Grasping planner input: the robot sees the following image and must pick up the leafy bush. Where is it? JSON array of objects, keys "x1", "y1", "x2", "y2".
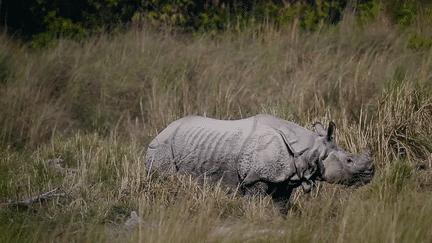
[
  {"x1": 408, "y1": 34, "x2": 432, "y2": 50},
  {"x1": 31, "y1": 10, "x2": 87, "y2": 48},
  {"x1": 145, "y1": 0, "x2": 192, "y2": 29},
  {"x1": 357, "y1": 0, "x2": 383, "y2": 25},
  {"x1": 300, "y1": 0, "x2": 342, "y2": 30},
  {"x1": 1, "y1": 0, "x2": 378, "y2": 46}
]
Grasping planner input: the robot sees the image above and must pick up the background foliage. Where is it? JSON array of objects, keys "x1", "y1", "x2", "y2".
[{"x1": 1, "y1": 0, "x2": 431, "y2": 47}]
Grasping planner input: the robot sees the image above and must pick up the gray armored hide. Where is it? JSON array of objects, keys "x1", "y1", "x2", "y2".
[{"x1": 146, "y1": 114, "x2": 375, "y2": 214}]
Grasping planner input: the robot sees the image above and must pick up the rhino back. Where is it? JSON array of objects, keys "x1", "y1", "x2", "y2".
[{"x1": 172, "y1": 116, "x2": 255, "y2": 185}]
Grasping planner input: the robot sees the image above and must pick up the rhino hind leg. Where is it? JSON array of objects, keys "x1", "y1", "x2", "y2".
[{"x1": 145, "y1": 142, "x2": 176, "y2": 178}]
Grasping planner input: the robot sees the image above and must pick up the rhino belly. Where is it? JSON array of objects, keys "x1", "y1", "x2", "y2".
[{"x1": 172, "y1": 118, "x2": 254, "y2": 186}]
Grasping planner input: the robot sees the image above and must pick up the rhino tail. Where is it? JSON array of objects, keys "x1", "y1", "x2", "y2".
[{"x1": 145, "y1": 119, "x2": 183, "y2": 177}]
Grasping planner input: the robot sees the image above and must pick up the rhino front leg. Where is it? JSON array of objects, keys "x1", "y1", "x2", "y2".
[
  {"x1": 241, "y1": 180, "x2": 294, "y2": 215},
  {"x1": 268, "y1": 182, "x2": 295, "y2": 215},
  {"x1": 242, "y1": 181, "x2": 269, "y2": 196}
]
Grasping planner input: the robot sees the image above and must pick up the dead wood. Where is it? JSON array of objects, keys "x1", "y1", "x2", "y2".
[{"x1": 1, "y1": 187, "x2": 66, "y2": 206}]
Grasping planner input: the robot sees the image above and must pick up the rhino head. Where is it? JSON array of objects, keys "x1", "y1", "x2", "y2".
[{"x1": 310, "y1": 122, "x2": 375, "y2": 187}]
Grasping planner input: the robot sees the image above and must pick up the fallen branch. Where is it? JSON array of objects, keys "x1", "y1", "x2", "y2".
[{"x1": 1, "y1": 187, "x2": 66, "y2": 206}]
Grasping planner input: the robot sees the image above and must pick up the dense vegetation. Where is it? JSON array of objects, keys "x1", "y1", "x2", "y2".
[
  {"x1": 1, "y1": 0, "x2": 432, "y2": 242},
  {"x1": 1, "y1": 0, "x2": 431, "y2": 47}
]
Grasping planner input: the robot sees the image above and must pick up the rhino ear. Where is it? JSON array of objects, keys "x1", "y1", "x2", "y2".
[
  {"x1": 327, "y1": 121, "x2": 336, "y2": 141},
  {"x1": 314, "y1": 123, "x2": 326, "y2": 136}
]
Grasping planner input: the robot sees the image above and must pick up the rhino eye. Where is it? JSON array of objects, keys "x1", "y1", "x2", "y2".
[{"x1": 347, "y1": 158, "x2": 353, "y2": 164}]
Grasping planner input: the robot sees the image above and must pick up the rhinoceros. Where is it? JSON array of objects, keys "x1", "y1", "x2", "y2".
[{"x1": 145, "y1": 114, "x2": 375, "y2": 214}]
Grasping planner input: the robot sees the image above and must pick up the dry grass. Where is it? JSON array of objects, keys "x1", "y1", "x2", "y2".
[{"x1": 1, "y1": 14, "x2": 432, "y2": 242}]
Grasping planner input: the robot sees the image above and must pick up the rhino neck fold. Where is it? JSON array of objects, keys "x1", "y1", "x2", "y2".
[
  {"x1": 291, "y1": 150, "x2": 322, "y2": 187},
  {"x1": 235, "y1": 115, "x2": 259, "y2": 164}
]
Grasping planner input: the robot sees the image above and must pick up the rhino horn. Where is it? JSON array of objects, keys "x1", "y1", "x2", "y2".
[
  {"x1": 366, "y1": 146, "x2": 372, "y2": 156},
  {"x1": 358, "y1": 146, "x2": 372, "y2": 165}
]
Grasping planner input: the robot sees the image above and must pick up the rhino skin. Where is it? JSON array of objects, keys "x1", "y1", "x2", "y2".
[{"x1": 145, "y1": 114, "x2": 375, "y2": 214}]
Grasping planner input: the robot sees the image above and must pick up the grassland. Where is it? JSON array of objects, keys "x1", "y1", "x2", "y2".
[{"x1": 1, "y1": 14, "x2": 432, "y2": 242}]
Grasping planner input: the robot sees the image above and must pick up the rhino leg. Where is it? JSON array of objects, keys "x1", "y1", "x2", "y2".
[
  {"x1": 241, "y1": 180, "x2": 295, "y2": 215},
  {"x1": 145, "y1": 118, "x2": 188, "y2": 178},
  {"x1": 268, "y1": 182, "x2": 295, "y2": 215},
  {"x1": 242, "y1": 181, "x2": 269, "y2": 196},
  {"x1": 146, "y1": 141, "x2": 176, "y2": 178}
]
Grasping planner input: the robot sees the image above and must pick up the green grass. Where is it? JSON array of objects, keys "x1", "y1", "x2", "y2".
[{"x1": 1, "y1": 15, "x2": 432, "y2": 242}]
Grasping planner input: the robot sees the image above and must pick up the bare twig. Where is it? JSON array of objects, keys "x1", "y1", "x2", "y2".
[{"x1": 1, "y1": 187, "x2": 66, "y2": 206}]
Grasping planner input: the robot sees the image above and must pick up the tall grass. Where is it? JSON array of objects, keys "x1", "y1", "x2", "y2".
[{"x1": 1, "y1": 15, "x2": 432, "y2": 242}]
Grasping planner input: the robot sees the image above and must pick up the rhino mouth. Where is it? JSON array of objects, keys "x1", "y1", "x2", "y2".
[
  {"x1": 350, "y1": 168, "x2": 376, "y2": 187},
  {"x1": 331, "y1": 164, "x2": 375, "y2": 187}
]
